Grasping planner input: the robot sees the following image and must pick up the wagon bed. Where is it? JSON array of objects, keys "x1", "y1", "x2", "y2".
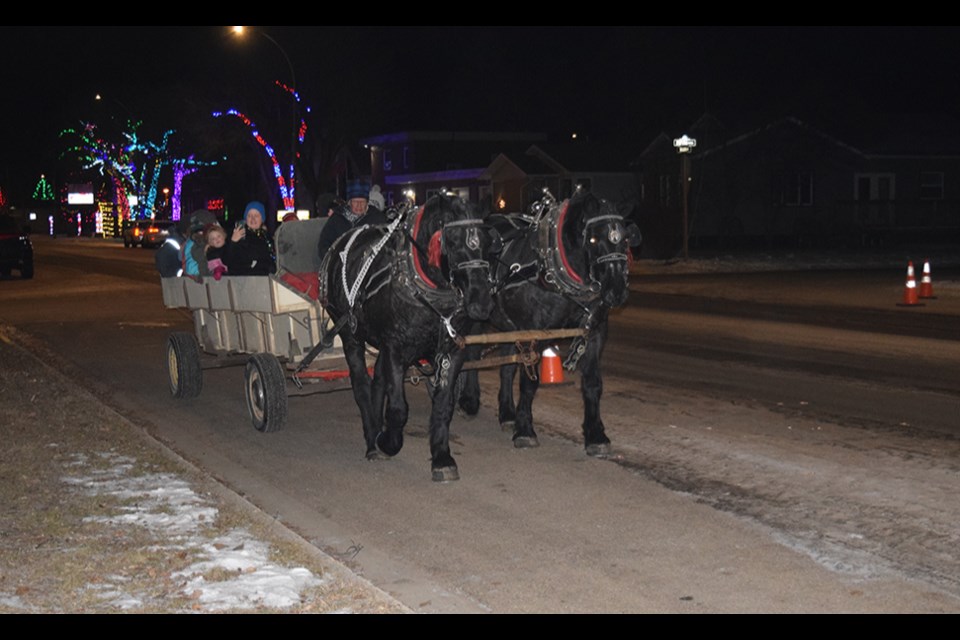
[{"x1": 160, "y1": 217, "x2": 367, "y2": 432}]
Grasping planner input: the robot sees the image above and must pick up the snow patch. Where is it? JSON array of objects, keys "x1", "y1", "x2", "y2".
[{"x1": 61, "y1": 451, "x2": 327, "y2": 612}]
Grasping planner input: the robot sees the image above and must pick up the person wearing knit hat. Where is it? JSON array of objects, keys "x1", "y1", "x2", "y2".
[
  {"x1": 317, "y1": 179, "x2": 388, "y2": 261},
  {"x1": 223, "y1": 200, "x2": 276, "y2": 275},
  {"x1": 368, "y1": 184, "x2": 386, "y2": 214}
]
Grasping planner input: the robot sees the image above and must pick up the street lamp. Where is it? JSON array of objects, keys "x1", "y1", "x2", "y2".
[
  {"x1": 673, "y1": 134, "x2": 697, "y2": 259},
  {"x1": 231, "y1": 26, "x2": 299, "y2": 216}
]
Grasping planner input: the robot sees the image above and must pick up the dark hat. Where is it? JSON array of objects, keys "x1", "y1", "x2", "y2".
[
  {"x1": 346, "y1": 179, "x2": 370, "y2": 201},
  {"x1": 281, "y1": 212, "x2": 299, "y2": 223},
  {"x1": 188, "y1": 209, "x2": 217, "y2": 233}
]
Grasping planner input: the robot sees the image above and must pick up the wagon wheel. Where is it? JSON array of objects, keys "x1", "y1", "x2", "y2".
[
  {"x1": 244, "y1": 353, "x2": 288, "y2": 433},
  {"x1": 167, "y1": 332, "x2": 203, "y2": 399}
]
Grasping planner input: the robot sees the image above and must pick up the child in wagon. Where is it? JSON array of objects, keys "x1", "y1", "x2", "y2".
[{"x1": 204, "y1": 223, "x2": 229, "y2": 280}]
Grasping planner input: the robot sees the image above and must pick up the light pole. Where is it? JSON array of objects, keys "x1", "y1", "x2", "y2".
[
  {"x1": 231, "y1": 26, "x2": 298, "y2": 217},
  {"x1": 673, "y1": 134, "x2": 697, "y2": 259}
]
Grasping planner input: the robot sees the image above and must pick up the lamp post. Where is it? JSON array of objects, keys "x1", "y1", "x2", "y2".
[
  {"x1": 672, "y1": 134, "x2": 697, "y2": 259},
  {"x1": 231, "y1": 26, "x2": 298, "y2": 217}
]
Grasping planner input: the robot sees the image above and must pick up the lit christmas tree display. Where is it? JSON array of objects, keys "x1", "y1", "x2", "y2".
[{"x1": 32, "y1": 174, "x2": 55, "y2": 201}]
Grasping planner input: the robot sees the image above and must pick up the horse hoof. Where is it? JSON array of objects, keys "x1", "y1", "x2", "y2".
[
  {"x1": 500, "y1": 420, "x2": 515, "y2": 433},
  {"x1": 375, "y1": 432, "x2": 403, "y2": 457},
  {"x1": 366, "y1": 449, "x2": 391, "y2": 461},
  {"x1": 585, "y1": 442, "x2": 611, "y2": 458},
  {"x1": 432, "y1": 466, "x2": 460, "y2": 482},
  {"x1": 513, "y1": 436, "x2": 540, "y2": 449}
]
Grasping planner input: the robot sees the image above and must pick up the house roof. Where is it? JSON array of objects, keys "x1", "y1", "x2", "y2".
[
  {"x1": 854, "y1": 113, "x2": 960, "y2": 157},
  {"x1": 635, "y1": 116, "x2": 864, "y2": 164},
  {"x1": 527, "y1": 142, "x2": 634, "y2": 173},
  {"x1": 636, "y1": 112, "x2": 960, "y2": 165},
  {"x1": 479, "y1": 152, "x2": 553, "y2": 181},
  {"x1": 359, "y1": 131, "x2": 548, "y2": 146}
]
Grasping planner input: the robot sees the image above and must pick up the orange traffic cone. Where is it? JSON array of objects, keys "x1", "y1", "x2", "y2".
[
  {"x1": 919, "y1": 259, "x2": 936, "y2": 299},
  {"x1": 539, "y1": 347, "x2": 565, "y2": 384},
  {"x1": 897, "y1": 261, "x2": 925, "y2": 307}
]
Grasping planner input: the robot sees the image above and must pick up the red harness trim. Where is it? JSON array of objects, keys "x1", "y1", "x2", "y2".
[
  {"x1": 411, "y1": 206, "x2": 438, "y2": 289},
  {"x1": 556, "y1": 200, "x2": 583, "y2": 285}
]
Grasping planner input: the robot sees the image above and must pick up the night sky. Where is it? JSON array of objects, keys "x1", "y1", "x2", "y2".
[{"x1": 2, "y1": 25, "x2": 958, "y2": 204}]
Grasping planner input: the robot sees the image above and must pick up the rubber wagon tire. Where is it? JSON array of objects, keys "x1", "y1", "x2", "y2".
[
  {"x1": 167, "y1": 332, "x2": 203, "y2": 399},
  {"x1": 244, "y1": 353, "x2": 288, "y2": 433}
]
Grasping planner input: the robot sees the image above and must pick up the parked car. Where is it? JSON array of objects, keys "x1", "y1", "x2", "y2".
[
  {"x1": 141, "y1": 220, "x2": 177, "y2": 248},
  {"x1": 0, "y1": 214, "x2": 34, "y2": 279},
  {"x1": 121, "y1": 219, "x2": 149, "y2": 248}
]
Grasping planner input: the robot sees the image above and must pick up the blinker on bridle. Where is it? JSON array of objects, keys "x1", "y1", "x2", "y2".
[{"x1": 441, "y1": 218, "x2": 491, "y2": 278}]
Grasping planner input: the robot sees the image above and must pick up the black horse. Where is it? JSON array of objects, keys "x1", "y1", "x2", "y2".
[
  {"x1": 319, "y1": 193, "x2": 499, "y2": 481},
  {"x1": 459, "y1": 188, "x2": 640, "y2": 455}
]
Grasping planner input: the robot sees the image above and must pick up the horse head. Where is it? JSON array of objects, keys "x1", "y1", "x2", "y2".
[
  {"x1": 415, "y1": 193, "x2": 498, "y2": 321},
  {"x1": 561, "y1": 190, "x2": 641, "y2": 308}
]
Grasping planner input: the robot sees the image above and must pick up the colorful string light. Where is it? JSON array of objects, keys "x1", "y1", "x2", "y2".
[{"x1": 213, "y1": 108, "x2": 295, "y2": 209}]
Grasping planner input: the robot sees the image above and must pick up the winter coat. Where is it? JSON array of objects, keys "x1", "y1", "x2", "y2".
[
  {"x1": 183, "y1": 237, "x2": 211, "y2": 277},
  {"x1": 317, "y1": 205, "x2": 389, "y2": 262},
  {"x1": 223, "y1": 226, "x2": 276, "y2": 275}
]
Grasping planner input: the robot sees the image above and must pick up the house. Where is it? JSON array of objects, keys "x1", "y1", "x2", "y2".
[
  {"x1": 358, "y1": 131, "x2": 639, "y2": 215},
  {"x1": 634, "y1": 113, "x2": 960, "y2": 256},
  {"x1": 359, "y1": 131, "x2": 547, "y2": 208},
  {"x1": 482, "y1": 142, "x2": 639, "y2": 214}
]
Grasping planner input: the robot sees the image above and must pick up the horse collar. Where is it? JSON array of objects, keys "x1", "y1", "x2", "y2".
[
  {"x1": 409, "y1": 205, "x2": 438, "y2": 289},
  {"x1": 537, "y1": 200, "x2": 599, "y2": 303},
  {"x1": 398, "y1": 205, "x2": 459, "y2": 309}
]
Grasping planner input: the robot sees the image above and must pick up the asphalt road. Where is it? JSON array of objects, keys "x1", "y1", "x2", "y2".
[{"x1": 3, "y1": 236, "x2": 959, "y2": 613}]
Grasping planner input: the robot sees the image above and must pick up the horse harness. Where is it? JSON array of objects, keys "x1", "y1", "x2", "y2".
[
  {"x1": 317, "y1": 201, "x2": 491, "y2": 345},
  {"x1": 491, "y1": 194, "x2": 630, "y2": 371}
]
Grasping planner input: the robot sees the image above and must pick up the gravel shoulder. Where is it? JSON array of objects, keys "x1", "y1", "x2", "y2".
[{"x1": 0, "y1": 324, "x2": 409, "y2": 614}]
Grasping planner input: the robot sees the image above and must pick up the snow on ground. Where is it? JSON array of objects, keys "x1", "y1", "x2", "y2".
[
  {"x1": 633, "y1": 247, "x2": 960, "y2": 275},
  {"x1": 62, "y1": 451, "x2": 329, "y2": 612}
]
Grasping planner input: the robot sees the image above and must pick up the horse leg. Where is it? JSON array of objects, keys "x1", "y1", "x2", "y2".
[
  {"x1": 456, "y1": 343, "x2": 481, "y2": 417},
  {"x1": 428, "y1": 348, "x2": 465, "y2": 482},
  {"x1": 497, "y1": 346, "x2": 518, "y2": 432},
  {"x1": 342, "y1": 338, "x2": 383, "y2": 460},
  {"x1": 375, "y1": 347, "x2": 408, "y2": 458},
  {"x1": 512, "y1": 361, "x2": 540, "y2": 448},
  {"x1": 580, "y1": 325, "x2": 611, "y2": 457}
]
